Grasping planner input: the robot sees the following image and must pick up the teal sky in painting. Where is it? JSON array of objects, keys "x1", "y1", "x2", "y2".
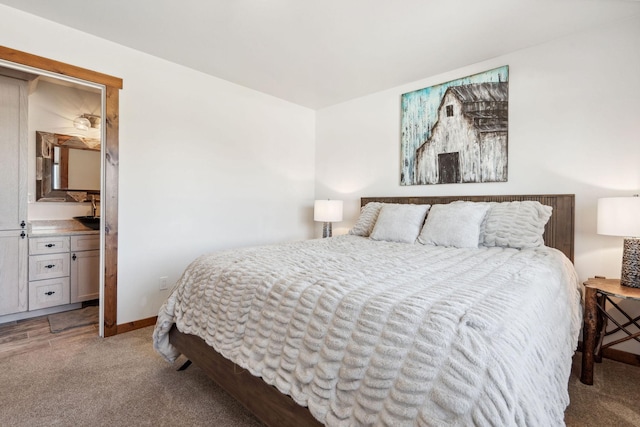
[{"x1": 400, "y1": 65, "x2": 509, "y2": 185}]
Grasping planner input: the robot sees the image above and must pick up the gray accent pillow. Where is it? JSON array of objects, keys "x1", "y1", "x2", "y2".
[
  {"x1": 481, "y1": 201, "x2": 552, "y2": 249},
  {"x1": 348, "y1": 202, "x2": 385, "y2": 237},
  {"x1": 369, "y1": 204, "x2": 431, "y2": 243},
  {"x1": 418, "y1": 201, "x2": 490, "y2": 248}
]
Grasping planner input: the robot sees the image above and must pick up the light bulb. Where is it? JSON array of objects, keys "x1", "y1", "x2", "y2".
[{"x1": 73, "y1": 116, "x2": 91, "y2": 131}]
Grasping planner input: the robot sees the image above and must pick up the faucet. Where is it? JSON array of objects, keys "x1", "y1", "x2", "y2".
[{"x1": 91, "y1": 195, "x2": 98, "y2": 217}]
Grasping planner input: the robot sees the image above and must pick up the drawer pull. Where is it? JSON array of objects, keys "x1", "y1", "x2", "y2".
[
  {"x1": 45, "y1": 243, "x2": 56, "y2": 248},
  {"x1": 44, "y1": 264, "x2": 55, "y2": 269},
  {"x1": 72, "y1": 254, "x2": 77, "y2": 261},
  {"x1": 44, "y1": 291, "x2": 55, "y2": 296}
]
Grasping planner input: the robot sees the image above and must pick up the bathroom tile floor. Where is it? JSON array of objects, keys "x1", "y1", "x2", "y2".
[{"x1": 0, "y1": 314, "x2": 99, "y2": 361}]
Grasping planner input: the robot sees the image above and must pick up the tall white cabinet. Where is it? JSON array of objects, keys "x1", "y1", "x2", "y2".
[{"x1": 0, "y1": 74, "x2": 28, "y2": 316}]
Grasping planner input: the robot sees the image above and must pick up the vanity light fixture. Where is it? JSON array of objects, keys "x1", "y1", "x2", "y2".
[
  {"x1": 73, "y1": 115, "x2": 91, "y2": 131},
  {"x1": 73, "y1": 114, "x2": 101, "y2": 131},
  {"x1": 314, "y1": 199, "x2": 343, "y2": 238}
]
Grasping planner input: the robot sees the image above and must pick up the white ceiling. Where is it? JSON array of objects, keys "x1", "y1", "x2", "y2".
[{"x1": 1, "y1": 0, "x2": 639, "y2": 109}]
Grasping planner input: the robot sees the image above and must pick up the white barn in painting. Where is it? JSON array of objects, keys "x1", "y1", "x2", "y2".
[{"x1": 414, "y1": 82, "x2": 508, "y2": 184}]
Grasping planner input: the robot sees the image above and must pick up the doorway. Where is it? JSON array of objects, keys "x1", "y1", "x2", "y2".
[{"x1": 0, "y1": 46, "x2": 121, "y2": 337}]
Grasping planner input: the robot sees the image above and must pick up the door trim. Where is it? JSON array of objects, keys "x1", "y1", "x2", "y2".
[{"x1": 0, "y1": 45, "x2": 122, "y2": 337}]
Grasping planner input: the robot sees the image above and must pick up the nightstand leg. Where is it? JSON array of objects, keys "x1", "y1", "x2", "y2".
[
  {"x1": 594, "y1": 292, "x2": 606, "y2": 363},
  {"x1": 581, "y1": 286, "x2": 597, "y2": 385}
]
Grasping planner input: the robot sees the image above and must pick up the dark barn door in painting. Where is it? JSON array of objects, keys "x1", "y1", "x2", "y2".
[{"x1": 438, "y1": 152, "x2": 460, "y2": 184}]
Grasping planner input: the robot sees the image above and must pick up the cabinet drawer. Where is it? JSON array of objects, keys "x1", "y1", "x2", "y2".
[
  {"x1": 29, "y1": 236, "x2": 70, "y2": 255},
  {"x1": 29, "y1": 253, "x2": 70, "y2": 281},
  {"x1": 29, "y1": 277, "x2": 70, "y2": 310},
  {"x1": 71, "y1": 234, "x2": 100, "y2": 251}
]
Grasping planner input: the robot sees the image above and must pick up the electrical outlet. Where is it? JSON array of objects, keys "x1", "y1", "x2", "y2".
[{"x1": 159, "y1": 276, "x2": 169, "y2": 290}]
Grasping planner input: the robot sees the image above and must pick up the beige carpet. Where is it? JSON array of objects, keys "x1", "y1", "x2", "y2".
[
  {"x1": 565, "y1": 354, "x2": 640, "y2": 427},
  {"x1": 0, "y1": 326, "x2": 261, "y2": 427},
  {"x1": 1, "y1": 325, "x2": 639, "y2": 426}
]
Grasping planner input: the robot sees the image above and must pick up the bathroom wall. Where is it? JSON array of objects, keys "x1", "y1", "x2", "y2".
[{"x1": 28, "y1": 79, "x2": 102, "y2": 220}]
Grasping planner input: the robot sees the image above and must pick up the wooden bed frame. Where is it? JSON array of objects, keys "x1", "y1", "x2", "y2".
[{"x1": 168, "y1": 194, "x2": 575, "y2": 426}]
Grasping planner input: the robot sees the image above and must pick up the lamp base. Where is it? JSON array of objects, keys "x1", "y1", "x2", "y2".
[
  {"x1": 621, "y1": 237, "x2": 640, "y2": 288},
  {"x1": 322, "y1": 222, "x2": 332, "y2": 238}
]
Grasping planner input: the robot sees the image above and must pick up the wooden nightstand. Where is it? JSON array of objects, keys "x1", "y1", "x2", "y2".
[{"x1": 580, "y1": 277, "x2": 640, "y2": 385}]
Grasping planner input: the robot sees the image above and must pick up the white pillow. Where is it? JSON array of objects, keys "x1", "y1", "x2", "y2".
[
  {"x1": 348, "y1": 202, "x2": 385, "y2": 237},
  {"x1": 481, "y1": 201, "x2": 552, "y2": 249},
  {"x1": 418, "y1": 201, "x2": 490, "y2": 248},
  {"x1": 369, "y1": 204, "x2": 430, "y2": 243}
]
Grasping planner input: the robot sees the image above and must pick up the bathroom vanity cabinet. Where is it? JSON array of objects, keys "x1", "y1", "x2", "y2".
[
  {"x1": 70, "y1": 235, "x2": 100, "y2": 303},
  {"x1": 28, "y1": 236, "x2": 71, "y2": 310},
  {"x1": 28, "y1": 226, "x2": 99, "y2": 311}
]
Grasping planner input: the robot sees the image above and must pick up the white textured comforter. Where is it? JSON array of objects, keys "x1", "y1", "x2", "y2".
[{"x1": 153, "y1": 235, "x2": 582, "y2": 426}]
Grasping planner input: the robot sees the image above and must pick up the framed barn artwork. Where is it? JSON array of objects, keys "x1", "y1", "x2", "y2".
[{"x1": 400, "y1": 66, "x2": 509, "y2": 185}]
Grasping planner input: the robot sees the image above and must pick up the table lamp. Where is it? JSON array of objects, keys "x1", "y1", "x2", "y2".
[
  {"x1": 597, "y1": 195, "x2": 640, "y2": 287},
  {"x1": 314, "y1": 199, "x2": 343, "y2": 238}
]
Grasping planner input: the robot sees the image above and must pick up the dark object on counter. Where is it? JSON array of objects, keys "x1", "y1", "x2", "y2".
[{"x1": 73, "y1": 216, "x2": 100, "y2": 230}]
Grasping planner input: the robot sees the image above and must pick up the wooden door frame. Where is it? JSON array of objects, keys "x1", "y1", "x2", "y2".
[{"x1": 0, "y1": 46, "x2": 122, "y2": 337}]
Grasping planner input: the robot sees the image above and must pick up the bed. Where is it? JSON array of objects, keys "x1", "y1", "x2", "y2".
[{"x1": 153, "y1": 194, "x2": 581, "y2": 426}]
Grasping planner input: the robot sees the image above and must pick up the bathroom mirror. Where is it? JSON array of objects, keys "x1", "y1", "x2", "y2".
[{"x1": 35, "y1": 131, "x2": 101, "y2": 202}]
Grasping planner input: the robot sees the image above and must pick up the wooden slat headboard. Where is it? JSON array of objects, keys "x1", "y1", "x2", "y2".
[{"x1": 361, "y1": 194, "x2": 575, "y2": 262}]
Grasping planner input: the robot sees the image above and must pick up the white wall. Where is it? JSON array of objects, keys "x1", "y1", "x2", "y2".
[
  {"x1": 316, "y1": 15, "x2": 640, "y2": 352},
  {"x1": 0, "y1": 5, "x2": 316, "y2": 324},
  {"x1": 316, "y1": 15, "x2": 640, "y2": 280}
]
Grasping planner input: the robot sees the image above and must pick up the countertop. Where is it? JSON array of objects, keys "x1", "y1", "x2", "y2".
[{"x1": 29, "y1": 219, "x2": 99, "y2": 236}]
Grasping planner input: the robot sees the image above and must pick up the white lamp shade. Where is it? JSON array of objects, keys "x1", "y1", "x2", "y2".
[
  {"x1": 597, "y1": 196, "x2": 640, "y2": 237},
  {"x1": 314, "y1": 200, "x2": 343, "y2": 222}
]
